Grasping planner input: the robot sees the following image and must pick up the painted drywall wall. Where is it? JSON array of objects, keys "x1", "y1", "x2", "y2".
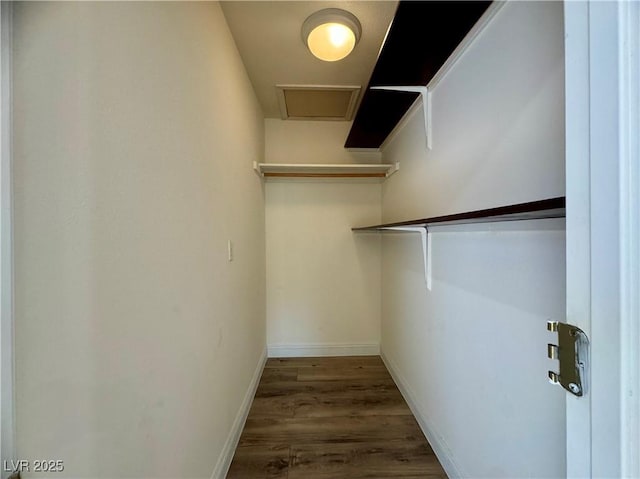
[
  {"x1": 266, "y1": 181, "x2": 381, "y2": 356},
  {"x1": 265, "y1": 120, "x2": 381, "y2": 356},
  {"x1": 265, "y1": 119, "x2": 380, "y2": 165},
  {"x1": 12, "y1": 3, "x2": 265, "y2": 478},
  {"x1": 382, "y1": 3, "x2": 565, "y2": 221},
  {"x1": 380, "y1": 2, "x2": 566, "y2": 478}
]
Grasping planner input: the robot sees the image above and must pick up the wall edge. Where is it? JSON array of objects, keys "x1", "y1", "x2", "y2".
[
  {"x1": 380, "y1": 349, "x2": 465, "y2": 479},
  {"x1": 210, "y1": 346, "x2": 267, "y2": 479}
]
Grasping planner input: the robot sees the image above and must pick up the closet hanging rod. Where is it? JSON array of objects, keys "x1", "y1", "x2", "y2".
[{"x1": 263, "y1": 172, "x2": 386, "y2": 178}]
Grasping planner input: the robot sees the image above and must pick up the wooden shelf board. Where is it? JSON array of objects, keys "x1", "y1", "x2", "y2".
[
  {"x1": 352, "y1": 197, "x2": 566, "y2": 231},
  {"x1": 345, "y1": 1, "x2": 493, "y2": 148}
]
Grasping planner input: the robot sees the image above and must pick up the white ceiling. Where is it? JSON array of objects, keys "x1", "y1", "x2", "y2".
[{"x1": 220, "y1": 1, "x2": 398, "y2": 119}]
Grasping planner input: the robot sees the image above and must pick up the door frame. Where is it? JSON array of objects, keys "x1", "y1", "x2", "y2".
[
  {"x1": 0, "y1": 2, "x2": 14, "y2": 478},
  {"x1": 565, "y1": 1, "x2": 639, "y2": 477},
  {"x1": 618, "y1": 2, "x2": 640, "y2": 476}
]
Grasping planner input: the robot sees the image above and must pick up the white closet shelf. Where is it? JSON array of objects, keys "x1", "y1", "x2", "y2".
[{"x1": 253, "y1": 162, "x2": 399, "y2": 179}]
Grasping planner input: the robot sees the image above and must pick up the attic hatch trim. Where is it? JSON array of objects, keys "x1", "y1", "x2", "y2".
[{"x1": 275, "y1": 84, "x2": 361, "y2": 121}]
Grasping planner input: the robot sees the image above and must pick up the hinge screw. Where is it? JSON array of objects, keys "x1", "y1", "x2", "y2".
[{"x1": 568, "y1": 383, "x2": 581, "y2": 394}]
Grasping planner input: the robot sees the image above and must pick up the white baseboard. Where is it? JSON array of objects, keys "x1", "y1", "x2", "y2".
[
  {"x1": 210, "y1": 346, "x2": 267, "y2": 479},
  {"x1": 380, "y1": 350, "x2": 464, "y2": 479},
  {"x1": 268, "y1": 342, "x2": 380, "y2": 358}
]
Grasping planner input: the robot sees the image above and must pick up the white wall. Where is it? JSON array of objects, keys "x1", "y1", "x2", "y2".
[
  {"x1": 380, "y1": 2, "x2": 566, "y2": 478},
  {"x1": 265, "y1": 119, "x2": 380, "y2": 164},
  {"x1": 265, "y1": 120, "x2": 381, "y2": 356},
  {"x1": 12, "y1": 3, "x2": 265, "y2": 478},
  {"x1": 382, "y1": 3, "x2": 565, "y2": 221}
]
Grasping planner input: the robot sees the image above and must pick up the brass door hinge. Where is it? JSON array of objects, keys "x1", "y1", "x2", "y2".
[{"x1": 547, "y1": 321, "x2": 589, "y2": 397}]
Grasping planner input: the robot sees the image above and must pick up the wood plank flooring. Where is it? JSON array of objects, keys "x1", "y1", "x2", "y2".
[{"x1": 227, "y1": 356, "x2": 447, "y2": 478}]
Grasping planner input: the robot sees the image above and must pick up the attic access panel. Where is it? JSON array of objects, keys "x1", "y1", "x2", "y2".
[
  {"x1": 345, "y1": 1, "x2": 492, "y2": 149},
  {"x1": 276, "y1": 85, "x2": 361, "y2": 121}
]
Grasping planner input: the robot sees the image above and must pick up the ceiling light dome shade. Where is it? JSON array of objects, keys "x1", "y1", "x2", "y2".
[{"x1": 302, "y1": 8, "x2": 362, "y2": 62}]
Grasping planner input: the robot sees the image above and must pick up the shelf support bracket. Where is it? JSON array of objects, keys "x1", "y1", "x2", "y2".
[
  {"x1": 370, "y1": 86, "x2": 432, "y2": 150},
  {"x1": 253, "y1": 161, "x2": 264, "y2": 177},
  {"x1": 383, "y1": 226, "x2": 431, "y2": 290}
]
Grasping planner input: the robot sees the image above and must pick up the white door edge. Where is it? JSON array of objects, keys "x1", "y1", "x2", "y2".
[
  {"x1": 619, "y1": 1, "x2": 640, "y2": 477},
  {"x1": 564, "y1": 2, "x2": 592, "y2": 475},
  {"x1": 565, "y1": 1, "x2": 639, "y2": 477},
  {"x1": 0, "y1": 2, "x2": 15, "y2": 478}
]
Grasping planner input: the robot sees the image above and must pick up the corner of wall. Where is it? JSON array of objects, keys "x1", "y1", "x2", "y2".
[
  {"x1": 210, "y1": 346, "x2": 267, "y2": 479},
  {"x1": 379, "y1": 350, "x2": 465, "y2": 479}
]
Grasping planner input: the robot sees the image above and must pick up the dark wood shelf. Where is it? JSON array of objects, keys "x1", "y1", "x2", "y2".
[
  {"x1": 352, "y1": 197, "x2": 566, "y2": 231},
  {"x1": 345, "y1": 1, "x2": 492, "y2": 149}
]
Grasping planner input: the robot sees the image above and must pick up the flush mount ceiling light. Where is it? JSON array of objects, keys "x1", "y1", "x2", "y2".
[{"x1": 302, "y1": 8, "x2": 362, "y2": 62}]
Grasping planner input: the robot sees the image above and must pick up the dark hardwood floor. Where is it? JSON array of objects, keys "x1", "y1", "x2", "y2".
[{"x1": 227, "y1": 356, "x2": 448, "y2": 478}]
